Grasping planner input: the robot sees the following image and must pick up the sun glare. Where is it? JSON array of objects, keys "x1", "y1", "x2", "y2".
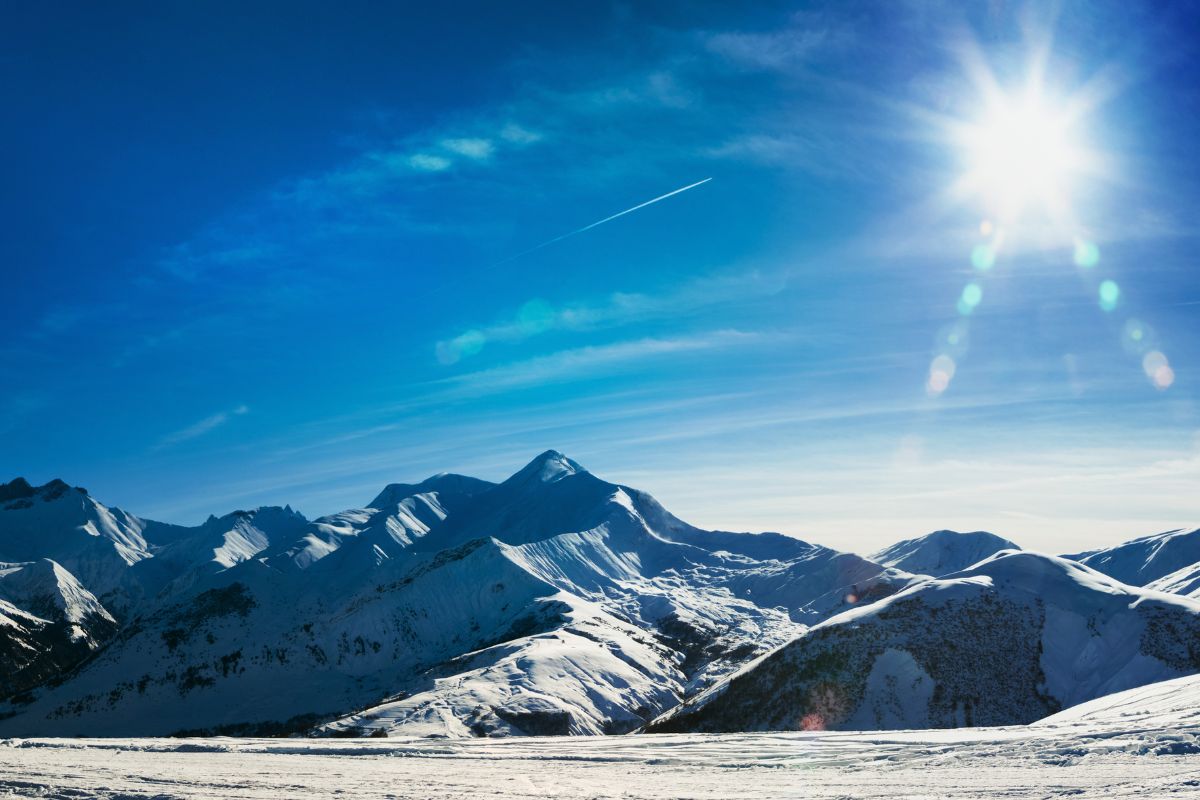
[{"x1": 959, "y1": 92, "x2": 1083, "y2": 222}]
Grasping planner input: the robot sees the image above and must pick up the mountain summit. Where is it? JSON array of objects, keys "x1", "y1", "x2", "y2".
[{"x1": 872, "y1": 530, "x2": 1020, "y2": 577}]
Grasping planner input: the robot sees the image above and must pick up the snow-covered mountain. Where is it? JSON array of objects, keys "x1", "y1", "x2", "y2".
[
  {"x1": 1065, "y1": 527, "x2": 1200, "y2": 588},
  {"x1": 0, "y1": 478, "x2": 157, "y2": 610},
  {"x1": 0, "y1": 453, "x2": 911, "y2": 737},
  {"x1": 1147, "y1": 563, "x2": 1200, "y2": 598},
  {"x1": 0, "y1": 559, "x2": 118, "y2": 699},
  {"x1": 646, "y1": 551, "x2": 1200, "y2": 733},
  {"x1": 0, "y1": 559, "x2": 116, "y2": 647},
  {"x1": 3, "y1": 461, "x2": 1197, "y2": 739},
  {"x1": 871, "y1": 530, "x2": 1020, "y2": 577}
]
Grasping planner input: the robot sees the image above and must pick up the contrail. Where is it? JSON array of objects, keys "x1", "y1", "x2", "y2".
[{"x1": 495, "y1": 177, "x2": 713, "y2": 265}]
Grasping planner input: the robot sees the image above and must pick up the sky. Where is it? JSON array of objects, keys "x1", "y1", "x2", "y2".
[{"x1": 2, "y1": 1, "x2": 1198, "y2": 555}]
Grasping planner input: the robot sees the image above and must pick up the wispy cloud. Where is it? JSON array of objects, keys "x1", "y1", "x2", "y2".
[
  {"x1": 154, "y1": 404, "x2": 249, "y2": 450},
  {"x1": 407, "y1": 153, "x2": 453, "y2": 172},
  {"x1": 436, "y1": 268, "x2": 786, "y2": 363},
  {"x1": 438, "y1": 330, "x2": 768, "y2": 396},
  {"x1": 440, "y1": 137, "x2": 494, "y2": 160},
  {"x1": 703, "y1": 17, "x2": 835, "y2": 72}
]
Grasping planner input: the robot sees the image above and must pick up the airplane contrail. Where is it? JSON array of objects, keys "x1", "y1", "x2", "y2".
[{"x1": 495, "y1": 177, "x2": 713, "y2": 265}]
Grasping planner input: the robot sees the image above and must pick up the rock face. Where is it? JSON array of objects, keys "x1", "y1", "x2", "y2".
[{"x1": 646, "y1": 552, "x2": 1200, "y2": 733}]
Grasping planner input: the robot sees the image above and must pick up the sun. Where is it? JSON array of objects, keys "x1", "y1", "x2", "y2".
[{"x1": 957, "y1": 91, "x2": 1084, "y2": 223}]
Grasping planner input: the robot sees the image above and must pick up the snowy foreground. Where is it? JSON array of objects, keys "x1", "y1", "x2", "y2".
[
  {"x1": 4, "y1": 710, "x2": 1200, "y2": 800},
  {"x1": 5, "y1": 677, "x2": 1200, "y2": 798}
]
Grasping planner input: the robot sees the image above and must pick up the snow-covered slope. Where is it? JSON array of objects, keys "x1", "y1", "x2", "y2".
[
  {"x1": 0, "y1": 559, "x2": 116, "y2": 647},
  {"x1": 268, "y1": 473, "x2": 491, "y2": 573},
  {"x1": 1066, "y1": 527, "x2": 1200, "y2": 587},
  {"x1": 1035, "y1": 672, "x2": 1200, "y2": 729},
  {"x1": 0, "y1": 559, "x2": 120, "y2": 700},
  {"x1": 0, "y1": 598, "x2": 63, "y2": 697},
  {"x1": 128, "y1": 506, "x2": 311, "y2": 603},
  {"x1": 0, "y1": 533, "x2": 602, "y2": 735},
  {"x1": 0, "y1": 478, "x2": 155, "y2": 608},
  {"x1": 647, "y1": 550, "x2": 1200, "y2": 733},
  {"x1": 318, "y1": 589, "x2": 684, "y2": 738},
  {"x1": 872, "y1": 530, "x2": 1020, "y2": 577},
  {"x1": 1147, "y1": 563, "x2": 1200, "y2": 598}
]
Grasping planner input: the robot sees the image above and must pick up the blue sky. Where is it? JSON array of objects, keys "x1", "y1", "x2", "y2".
[{"x1": 2, "y1": 1, "x2": 1197, "y2": 553}]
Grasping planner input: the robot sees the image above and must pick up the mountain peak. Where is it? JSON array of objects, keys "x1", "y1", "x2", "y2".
[
  {"x1": 871, "y1": 529, "x2": 1020, "y2": 578},
  {"x1": 1066, "y1": 526, "x2": 1200, "y2": 588},
  {"x1": 0, "y1": 478, "x2": 34, "y2": 502},
  {"x1": 368, "y1": 473, "x2": 493, "y2": 509},
  {"x1": 509, "y1": 450, "x2": 586, "y2": 485},
  {"x1": 1, "y1": 477, "x2": 83, "y2": 505}
]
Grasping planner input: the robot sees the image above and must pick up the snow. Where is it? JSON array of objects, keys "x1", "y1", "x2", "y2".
[
  {"x1": 1037, "y1": 672, "x2": 1200, "y2": 728},
  {"x1": 650, "y1": 550, "x2": 1200, "y2": 733},
  {"x1": 0, "y1": 479, "x2": 154, "y2": 602},
  {"x1": 872, "y1": 529, "x2": 1020, "y2": 577},
  {"x1": 320, "y1": 593, "x2": 684, "y2": 738},
  {"x1": 0, "y1": 454, "x2": 915, "y2": 739},
  {"x1": 2, "y1": 464, "x2": 1198, "y2": 746},
  {"x1": 844, "y1": 648, "x2": 935, "y2": 729},
  {"x1": 0, "y1": 559, "x2": 115, "y2": 644},
  {"x1": 3, "y1": 711, "x2": 1200, "y2": 799},
  {"x1": 1149, "y1": 562, "x2": 1200, "y2": 598},
  {"x1": 1067, "y1": 527, "x2": 1200, "y2": 587}
]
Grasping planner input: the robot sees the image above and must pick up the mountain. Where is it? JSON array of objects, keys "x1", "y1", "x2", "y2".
[
  {"x1": 0, "y1": 559, "x2": 117, "y2": 648},
  {"x1": 6, "y1": 458, "x2": 1193, "y2": 740},
  {"x1": 646, "y1": 551, "x2": 1200, "y2": 733},
  {"x1": 872, "y1": 530, "x2": 1020, "y2": 577},
  {"x1": 128, "y1": 506, "x2": 310, "y2": 601},
  {"x1": 0, "y1": 559, "x2": 118, "y2": 699},
  {"x1": 1, "y1": 598, "x2": 72, "y2": 698},
  {"x1": 1066, "y1": 527, "x2": 1200, "y2": 587},
  {"x1": 1147, "y1": 563, "x2": 1200, "y2": 598},
  {"x1": 272, "y1": 473, "x2": 492, "y2": 573},
  {"x1": 0, "y1": 453, "x2": 910, "y2": 737},
  {"x1": 0, "y1": 478, "x2": 156, "y2": 611}
]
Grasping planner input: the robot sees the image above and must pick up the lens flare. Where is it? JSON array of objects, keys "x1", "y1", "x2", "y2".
[
  {"x1": 957, "y1": 283, "x2": 983, "y2": 315},
  {"x1": 435, "y1": 329, "x2": 486, "y2": 364},
  {"x1": 1142, "y1": 350, "x2": 1167, "y2": 374},
  {"x1": 516, "y1": 299, "x2": 556, "y2": 335},
  {"x1": 927, "y1": 354, "x2": 957, "y2": 396},
  {"x1": 935, "y1": 320, "x2": 970, "y2": 360},
  {"x1": 1073, "y1": 239, "x2": 1100, "y2": 268},
  {"x1": 1098, "y1": 280, "x2": 1120, "y2": 312},
  {"x1": 1140, "y1": 350, "x2": 1175, "y2": 390},
  {"x1": 1121, "y1": 319, "x2": 1157, "y2": 356},
  {"x1": 971, "y1": 243, "x2": 996, "y2": 271}
]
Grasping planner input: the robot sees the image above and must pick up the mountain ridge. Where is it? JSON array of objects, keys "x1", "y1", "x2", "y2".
[{"x1": 1, "y1": 458, "x2": 1197, "y2": 738}]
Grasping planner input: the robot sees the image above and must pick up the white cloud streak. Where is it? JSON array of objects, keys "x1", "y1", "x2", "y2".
[
  {"x1": 436, "y1": 251, "x2": 780, "y2": 365},
  {"x1": 438, "y1": 329, "x2": 766, "y2": 396},
  {"x1": 154, "y1": 404, "x2": 249, "y2": 450}
]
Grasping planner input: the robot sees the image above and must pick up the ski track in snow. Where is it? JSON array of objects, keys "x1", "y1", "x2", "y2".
[{"x1": 2, "y1": 721, "x2": 1200, "y2": 800}]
